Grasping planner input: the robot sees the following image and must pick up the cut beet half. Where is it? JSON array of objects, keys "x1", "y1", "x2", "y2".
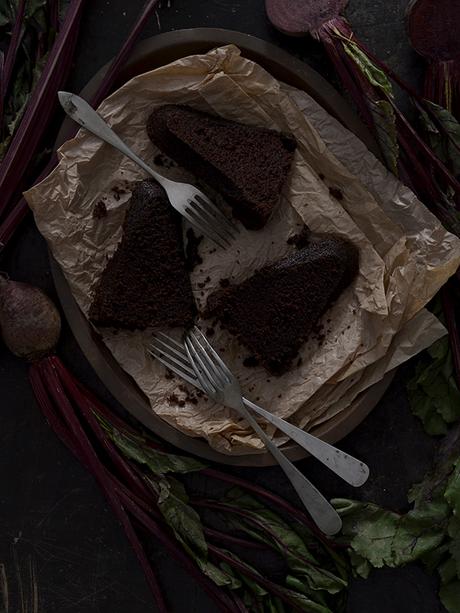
[
  {"x1": 265, "y1": 0, "x2": 348, "y2": 36},
  {"x1": 407, "y1": 0, "x2": 460, "y2": 62},
  {"x1": 407, "y1": 0, "x2": 460, "y2": 117}
]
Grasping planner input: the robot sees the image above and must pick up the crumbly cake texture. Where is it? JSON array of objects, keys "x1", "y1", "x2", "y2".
[
  {"x1": 147, "y1": 104, "x2": 297, "y2": 230},
  {"x1": 89, "y1": 180, "x2": 195, "y2": 330},
  {"x1": 205, "y1": 236, "x2": 359, "y2": 375}
]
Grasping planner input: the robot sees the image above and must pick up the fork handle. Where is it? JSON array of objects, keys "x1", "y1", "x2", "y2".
[
  {"x1": 236, "y1": 402, "x2": 342, "y2": 535},
  {"x1": 243, "y1": 398, "x2": 369, "y2": 487},
  {"x1": 58, "y1": 92, "x2": 168, "y2": 187}
]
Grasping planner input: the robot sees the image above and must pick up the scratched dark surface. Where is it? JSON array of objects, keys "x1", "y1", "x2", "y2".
[{"x1": 0, "y1": 1, "x2": 444, "y2": 612}]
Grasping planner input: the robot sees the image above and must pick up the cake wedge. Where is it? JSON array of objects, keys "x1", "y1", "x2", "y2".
[
  {"x1": 147, "y1": 104, "x2": 297, "y2": 230},
  {"x1": 89, "y1": 180, "x2": 195, "y2": 330},
  {"x1": 205, "y1": 236, "x2": 359, "y2": 375}
]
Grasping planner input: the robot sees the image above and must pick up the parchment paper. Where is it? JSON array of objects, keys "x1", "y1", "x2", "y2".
[{"x1": 25, "y1": 45, "x2": 460, "y2": 454}]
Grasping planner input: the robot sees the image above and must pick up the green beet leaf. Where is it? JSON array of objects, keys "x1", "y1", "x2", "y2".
[
  {"x1": 440, "y1": 580, "x2": 460, "y2": 613},
  {"x1": 110, "y1": 428, "x2": 206, "y2": 475},
  {"x1": 333, "y1": 498, "x2": 449, "y2": 574},
  {"x1": 223, "y1": 489, "x2": 347, "y2": 596},
  {"x1": 341, "y1": 38, "x2": 394, "y2": 98},
  {"x1": 157, "y1": 477, "x2": 208, "y2": 558},
  {"x1": 424, "y1": 101, "x2": 460, "y2": 176},
  {"x1": 407, "y1": 337, "x2": 460, "y2": 435},
  {"x1": 369, "y1": 99, "x2": 399, "y2": 175}
]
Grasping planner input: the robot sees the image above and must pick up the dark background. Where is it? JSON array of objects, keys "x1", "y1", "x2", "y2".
[{"x1": 0, "y1": 1, "x2": 444, "y2": 611}]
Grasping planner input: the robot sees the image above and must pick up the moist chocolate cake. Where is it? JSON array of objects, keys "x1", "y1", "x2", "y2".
[
  {"x1": 89, "y1": 180, "x2": 195, "y2": 330},
  {"x1": 147, "y1": 105, "x2": 297, "y2": 230},
  {"x1": 205, "y1": 236, "x2": 359, "y2": 375}
]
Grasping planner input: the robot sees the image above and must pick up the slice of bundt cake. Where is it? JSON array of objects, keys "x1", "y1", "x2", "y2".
[
  {"x1": 205, "y1": 236, "x2": 359, "y2": 375},
  {"x1": 89, "y1": 180, "x2": 195, "y2": 330},
  {"x1": 147, "y1": 104, "x2": 297, "y2": 230}
]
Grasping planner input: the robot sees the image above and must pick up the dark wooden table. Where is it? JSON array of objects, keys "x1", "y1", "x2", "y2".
[{"x1": 0, "y1": 1, "x2": 444, "y2": 611}]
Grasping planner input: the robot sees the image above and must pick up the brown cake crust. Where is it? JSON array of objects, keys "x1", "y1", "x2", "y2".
[
  {"x1": 205, "y1": 236, "x2": 359, "y2": 375},
  {"x1": 89, "y1": 180, "x2": 195, "y2": 330},
  {"x1": 147, "y1": 104, "x2": 296, "y2": 230}
]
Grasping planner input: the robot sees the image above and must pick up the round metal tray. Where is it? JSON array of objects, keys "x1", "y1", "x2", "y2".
[{"x1": 51, "y1": 28, "x2": 393, "y2": 466}]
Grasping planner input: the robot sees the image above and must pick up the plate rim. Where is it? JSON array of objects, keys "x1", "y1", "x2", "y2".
[{"x1": 51, "y1": 27, "x2": 393, "y2": 466}]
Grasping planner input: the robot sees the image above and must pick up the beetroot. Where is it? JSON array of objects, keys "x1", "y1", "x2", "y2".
[
  {"x1": 265, "y1": 0, "x2": 348, "y2": 36},
  {"x1": 407, "y1": 0, "x2": 460, "y2": 62},
  {"x1": 407, "y1": 0, "x2": 460, "y2": 118},
  {"x1": 0, "y1": 276, "x2": 61, "y2": 360}
]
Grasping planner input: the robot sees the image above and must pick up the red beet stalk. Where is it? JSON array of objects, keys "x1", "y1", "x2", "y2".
[
  {"x1": 90, "y1": 0, "x2": 161, "y2": 107},
  {"x1": 1, "y1": 0, "x2": 26, "y2": 105},
  {"x1": 29, "y1": 358, "x2": 168, "y2": 613},
  {"x1": 0, "y1": 0, "x2": 162, "y2": 254},
  {"x1": 29, "y1": 356, "x2": 248, "y2": 613},
  {"x1": 407, "y1": 0, "x2": 460, "y2": 120},
  {"x1": 0, "y1": 0, "x2": 86, "y2": 219}
]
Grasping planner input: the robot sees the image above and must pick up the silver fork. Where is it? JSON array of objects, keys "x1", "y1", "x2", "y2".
[
  {"x1": 184, "y1": 328, "x2": 342, "y2": 535},
  {"x1": 58, "y1": 92, "x2": 238, "y2": 249},
  {"x1": 153, "y1": 328, "x2": 342, "y2": 535},
  {"x1": 150, "y1": 331, "x2": 369, "y2": 488}
]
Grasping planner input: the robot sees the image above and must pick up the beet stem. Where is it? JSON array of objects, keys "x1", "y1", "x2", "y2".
[
  {"x1": 207, "y1": 544, "x2": 305, "y2": 613},
  {"x1": 1, "y1": 0, "x2": 26, "y2": 106},
  {"x1": 34, "y1": 357, "x2": 168, "y2": 613}
]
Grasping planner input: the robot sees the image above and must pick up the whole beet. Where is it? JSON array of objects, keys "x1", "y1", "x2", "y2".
[{"x1": 0, "y1": 276, "x2": 61, "y2": 361}]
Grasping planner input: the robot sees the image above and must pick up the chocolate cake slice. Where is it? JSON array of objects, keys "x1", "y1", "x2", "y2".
[
  {"x1": 147, "y1": 105, "x2": 297, "y2": 230},
  {"x1": 205, "y1": 236, "x2": 359, "y2": 375},
  {"x1": 89, "y1": 180, "x2": 195, "y2": 330}
]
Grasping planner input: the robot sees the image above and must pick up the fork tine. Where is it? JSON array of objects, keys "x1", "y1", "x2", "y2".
[
  {"x1": 184, "y1": 336, "x2": 217, "y2": 393},
  {"x1": 156, "y1": 332, "x2": 187, "y2": 353},
  {"x1": 150, "y1": 340, "x2": 196, "y2": 377},
  {"x1": 189, "y1": 199, "x2": 236, "y2": 242},
  {"x1": 191, "y1": 197, "x2": 238, "y2": 240},
  {"x1": 184, "y1": 205, "x2": 233, "y2": 247},
  {"x1": 152, "y1": 336, "x2": 191, "y2": 367},
  {"x1": 194, "y1": 194, "x2": 239, "y2": 234},
  {"x1": 188, "y1": 331, "x2": 228, "y2": 387},
  {"x1": 193, "y1": 326, "x2": 233, "y2": 381},
  {"x1": 181, "y1": 208, "x2": 229, "y2": 249},
  {"x1": 149, "y1": 347, "x2": 200, "y2": 388}
]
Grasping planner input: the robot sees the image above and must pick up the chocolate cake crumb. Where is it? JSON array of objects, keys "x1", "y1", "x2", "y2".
[
  {"x1": 287, "y1": 225, "x2": 311, "y2": 249},
  {"x1": 154, "y1": 153, "x2": 176, "y2": 168},
  {"x1": 329, "y1": 187, "x2": 344, "y2": 201},
  {"x1": 93, "y1": 201, "x2": 107, "y2": 219},
  {"x1": 319, "y1": 173, "x2": 325, "y2": 180},
  {"x1": 167, "y1": 394, "x2": 185, "y2": 408},
  {"x1": 278, "y1": 394, "x2": 282, "y2": 399},
  {"x1": 296, "y1": 357, "x2": 302, "y2": 367},
  {"x1": 243, "y1": 356, "x2": 259, "y2": 368},
  {"x1": 185, "y1": 228, "x2": 203, "y2": 271},
  {"x1": 219, "y1": 278, "x2": 230, "y2": 288},
  {"x1": 165, "y1": 369, "x2": 175, "y2": 380},
  {"x1": 112, "y1": 185, "x2": 128, "y2": 201}
]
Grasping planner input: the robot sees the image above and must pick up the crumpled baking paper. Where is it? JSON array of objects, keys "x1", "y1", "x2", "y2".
[{"x1": 25, "y1": 45, "x2": 460, "y2": 454}]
